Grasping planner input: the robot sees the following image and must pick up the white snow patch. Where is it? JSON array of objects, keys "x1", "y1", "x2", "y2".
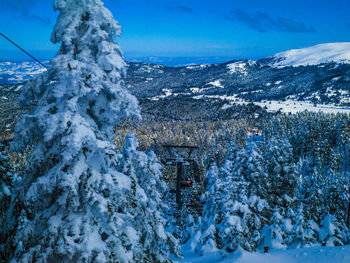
[
  {"x1": 14, "y1": 85, "x2": 23, "y2": 92},
  {"x1": 151, "y1": 88, "x2": 172, "y2": 101},
  {"x1": 256, "y1": 100, "x2": 350, "y2": 114},
  {"x1": 194, "y1": 94, "x2": 248, "y2": 106},
  {"x1": 227, "y1": 61, "x2": 255, "y2": 76},
  {"x1": 207, "y1": 80, "x2": 224, "y2": 88},
  {"x1": 157, "y1": 224, "x2": 167, "y2": 240},
  {"x1": 115, "y1": 172, "x2": 131, "y2": 189},
  {"x1": 140, "y1": 65, "x2": 154, "y2": 73},
  {"x1": 125, "y1": 226, "x2": 139, "y2": 244},
  {"x1": 221, "y1": 104, "x2": 233, "y2": 110},
  {"x1": 186, "y1": 64, "x2": 209, "y2": 70},
  {"x1": 196, "y1": 94, "x2": 350, "y2": 114}
]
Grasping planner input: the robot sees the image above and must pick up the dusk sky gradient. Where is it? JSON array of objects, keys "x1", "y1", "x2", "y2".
[{"x1": 1, "y1": 0, "x2": 350, "y2": 63}]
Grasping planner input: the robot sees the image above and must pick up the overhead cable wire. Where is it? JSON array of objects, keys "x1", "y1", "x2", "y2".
[{"x1": 0, "y1": 32, "x2": 48, "y2": 69}]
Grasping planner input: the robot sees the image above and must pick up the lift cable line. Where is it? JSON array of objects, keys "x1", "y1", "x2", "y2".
[{"x1": 0, "y1": 32, "x2": 48, "y2": 69}]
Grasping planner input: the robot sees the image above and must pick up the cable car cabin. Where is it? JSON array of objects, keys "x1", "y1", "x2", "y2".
[
  {"x1": 162, "y1": 144, "x2": 198, "y2": 206},
  {"x1": 169, "y1": 178, "x2": 192, "y2": 192},
  {"x1": 247, "y1": 128, "x2": 263, "y2": 143},
  {"x1": 181, "y1": 178, "x2": 192, "y2": 187}
]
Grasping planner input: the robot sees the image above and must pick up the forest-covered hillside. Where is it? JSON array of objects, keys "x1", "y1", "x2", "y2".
[{"x1": 0, "y1": 0, "x2": 349, "y2": 262}]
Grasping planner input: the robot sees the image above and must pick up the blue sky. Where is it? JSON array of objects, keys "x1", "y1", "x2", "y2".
[{"x1": 0, "y1": 0, "x2": 350, "y2": 63}]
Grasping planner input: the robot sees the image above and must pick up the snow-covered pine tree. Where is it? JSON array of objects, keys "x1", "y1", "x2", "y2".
[
  {"x1": 0, "y1": 142, "x2": 13, "y2": 212},
  {"x1": 225, "y1": 140, "x2": 239, "y2": 163},
  {"x1": 259, "y1": 209, "x2": 287, "y2": 249},
  {"x1": 5, "y1": 0, "x2": 179, "y2": 262},
  {"x1": 303, "y1": 168, "x2": 327, "y2": 224},
  {"x1": 215, "y1": 150, "x2": 255, "y2": 254},
  {"x1": 194, "y1": 145, "x2": 266, "y2": 255},
  {"x1": 233, "y1": 145, "x2": 270, "y2": 251},
  {"x1": 118, "y1": 133, "x2": 181, "y2": 261},
  {"x1": 323, "y1": 170, "x2": 349, "y2": 224},
  {"x1": 216, "y1": 141, "x2": 238, "y2": 184},
  {"x1": 0, "y1": 142, "x2": 14, "y2": 261},
  {"x1": 288, "y1": 205, "x2": 306, "y2": 247},
  {"x1": 319, "y1": 170, "x2": 350, "y2": 245},
  {"x1": 244, "y1": 144, "x2": 270, "y2": 230},
  {"x1": 264, "y1": 137, "x2": 298, "y2": 214},
  {"x1": 285, "y1": 203, "x2": 320, "y2": 247},
  {"x1": 195, "y1": 163, "x2": 221, "y2": 254},
  {"x1": 256, "y1": 137, "x2": 299, "y2": 248},
  {"x1": 319, "y1": 214, "x2": 345, "y2": 246}
]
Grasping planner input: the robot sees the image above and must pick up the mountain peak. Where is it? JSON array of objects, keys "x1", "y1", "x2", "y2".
[{"x1": 264, "y1": 42, "x2": 350, "y2": 67}]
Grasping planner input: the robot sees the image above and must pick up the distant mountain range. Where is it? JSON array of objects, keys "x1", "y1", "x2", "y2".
[
  {"x1": 1, "y1": 43, "x2": 350, "y2": 114},
  {"x1": 127, "y1": 56, "x2": 235, "y2": 66},
  {"x1": 0, "y1": 60, "x2": 49, "y2": 84}
]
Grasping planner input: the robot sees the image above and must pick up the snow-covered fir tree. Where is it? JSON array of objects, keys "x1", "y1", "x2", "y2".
[
  {"x1": 195, "y1": 162, "x2": 221, "y2": 254},
  {"x1": 4, "y1": 0, "x2": 180, "y2": 262},
  {"x1": 192, "y1": 144, "x2": 268, "y2": 255},
  {"x1": 319, "y1": 214, "x2": 347, "y2": 246},
  {"x1": 0, "y1": 142, "x2": 13, "y2": 213},
  {"x1": 259, "y1": 209, "x2": 287, "y2": 249},
  {"x1": 263, "y1": 137, "x2": 298, "y2": 213},
  {"x1": 288, "y1": 204, "x2": 307, "y2": 247},
  {"x1": 0, "y1": 142, "x2": 14, "y2": 261},
  {"x1": 118, "y1": 133, "x2": 181, "y2": 261},
  {"x1": 243, "y1": 144, "x2": 270, "y2": 235},
  {"x1": 215, "y1": 150, "x2": 256, "y2": 254},
  {"x1": 225, "y1": 140, "x2": 239, "y2": 163},
  {"x1": 257, "y1": 137, "x2": 299, "y2": 248}
]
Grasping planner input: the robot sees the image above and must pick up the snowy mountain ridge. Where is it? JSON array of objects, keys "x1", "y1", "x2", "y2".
[
  {"x1": 263, "y1": 42, "x2": 350, "y2": 68},
  {"x1": 1, "y1": 42, "x2": 350, "y2": 116},
  {"x1": 2, "y1": 42, "x2": 350, "y2": 85},
  {"x1": 2, "y1": 42, "x2": 350, "y2": 84}
]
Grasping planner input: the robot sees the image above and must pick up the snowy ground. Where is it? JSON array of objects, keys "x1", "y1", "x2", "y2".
[
  {"x1": 218, "y1": 97, "x2": 350, "y2": 114},
  {"x1": 179, "y1": 245, "x2": 350, "y2": 263},
  {"x1": 255, "y1": 100, "x2": 350, "y2": 114}
]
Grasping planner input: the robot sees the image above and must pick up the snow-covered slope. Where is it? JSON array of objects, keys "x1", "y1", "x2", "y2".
[
  {"x1": 181, "y1": 245, "x2": 350, "y2": 263},
  {"x1": 266, "y1": 43, "x2": 350, "y2": 67}
]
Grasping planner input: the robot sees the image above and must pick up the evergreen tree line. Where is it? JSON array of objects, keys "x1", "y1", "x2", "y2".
[
  {"x1": 262, "y1": 111, "x2": 350, "y2": 174},
  {"x1": 115, "y1": 118, "x2": 251, "y2": 170},
  {"x1": 183, "y1": 112, "x2": 350, "y2": 256}
]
